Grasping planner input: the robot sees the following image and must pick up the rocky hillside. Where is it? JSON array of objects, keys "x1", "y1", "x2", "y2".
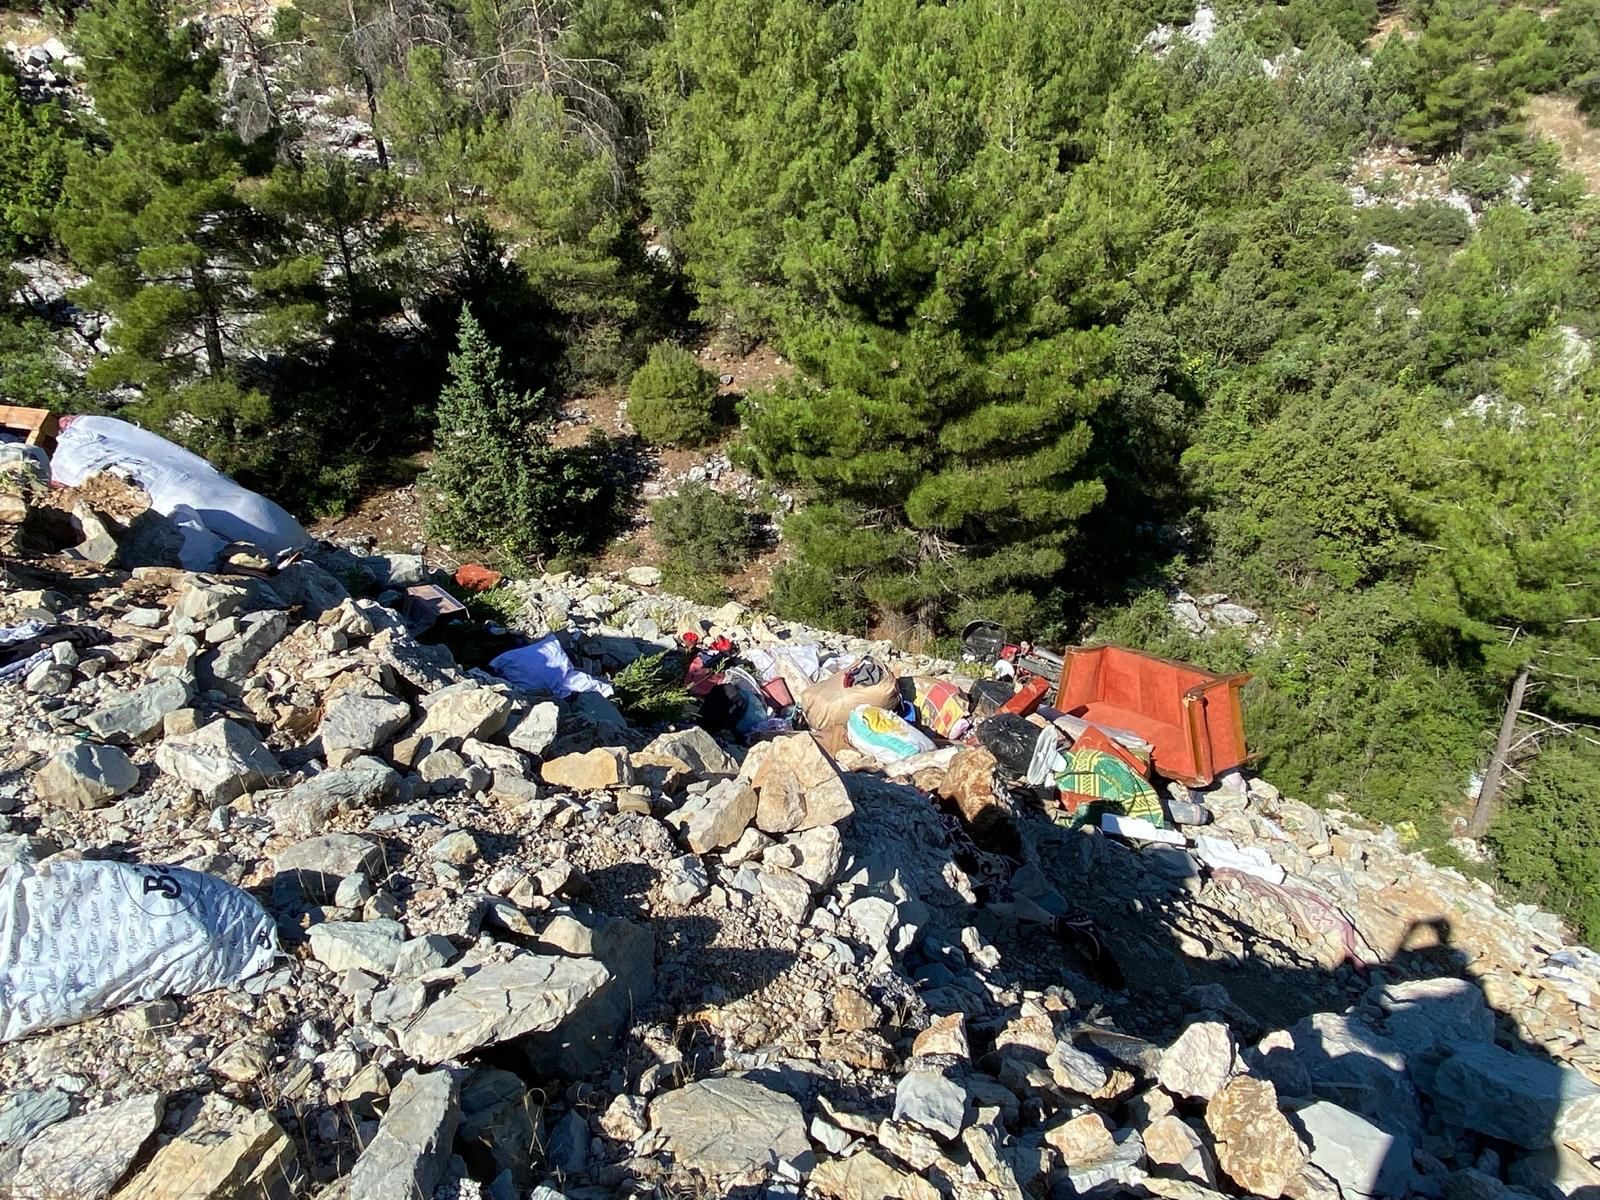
[{"x1": 3, "y1": 507, "x2": 1600, "y2": 1200}]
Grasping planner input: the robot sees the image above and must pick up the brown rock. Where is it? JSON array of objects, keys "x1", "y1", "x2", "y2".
[
  {"x1": 742, "y1": 734, "x2": 854, "y2": 833},
  {"x1": 1044, "y1": 1112, "x2": 1116, "y2": 1165},
  {"x1": 938, "y1": 747, "x2": 1020, "y2": 843},
  {"x1": 833, "y1": 986, "x2": 879, "y2": 1032},
  {"x1": 1145, "y1": 1115, "x2": 1218, "y2": 1186},
  {"x1": 993, "y1": 1012, "x2": 1057, "y2": 1054},
  {"x1": 115, "y1": 1094, "x2": 296, "y2": 1200},
  {"x1": 809, "y1": 1151, "x2": 940, "y2": 1200},
  {"x1": 541, "y1": 747, "x2": 634, "y2": 791},
  {"x1": 913, "y1": 1013, "x2": 969, "y2": 1059},
  {"x1": 1205, "y1": 1077, "x2": 1306, "y2": 1198}
]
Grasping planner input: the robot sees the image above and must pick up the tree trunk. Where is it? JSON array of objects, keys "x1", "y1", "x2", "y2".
[
  {"x1": 362, "y1": 71, "x2": 389, "y2": 170},
  {"x1": 1467, "y1": 664, "x2": 1531, "y2": 839},
  {"x1": 192, "y1": 267, "x2": 225, "y2": 379}
]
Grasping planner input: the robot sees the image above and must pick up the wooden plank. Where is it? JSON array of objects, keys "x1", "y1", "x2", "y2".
[{"x1": 0, "y1": 405, "x2": 59, "y2": 449}]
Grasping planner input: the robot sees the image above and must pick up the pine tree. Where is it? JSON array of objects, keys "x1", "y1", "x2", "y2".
[
  {"x1": 422, "y1": 305, "x2": 547, "y2": 559},
  {"x1": 58, "y1": 0, "x2": 322, "y2": 389},
  {"x1": 652, "y1": 0, "x2": 1135, "y2": 635},
  {"x1": 0, "y1": 58, "x2": 67, "y2": 257},
  {"x1": 1412, "y1": 368, "x2": 1600, "y2": 834}
]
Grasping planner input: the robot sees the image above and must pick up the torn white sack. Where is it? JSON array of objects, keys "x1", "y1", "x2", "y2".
[{"x1": 1, "y1": 855, "x2": 280, "y2": 1043}]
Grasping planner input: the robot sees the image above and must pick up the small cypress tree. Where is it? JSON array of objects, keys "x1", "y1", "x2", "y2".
[{"x1": 423, "y1": 304, "x2": 547, "y2": 560}]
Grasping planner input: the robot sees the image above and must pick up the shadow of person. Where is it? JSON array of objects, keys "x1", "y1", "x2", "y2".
[{"x1": 923, "y1": 801, "x2": 1600, "y2": 1200}]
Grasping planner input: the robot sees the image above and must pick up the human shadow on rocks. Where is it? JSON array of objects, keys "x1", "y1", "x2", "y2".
[{"x1": 923, "y1": 804, "x2": 1600, "y2": 1200}]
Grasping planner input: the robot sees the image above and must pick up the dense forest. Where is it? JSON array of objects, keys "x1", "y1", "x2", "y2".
[{"x1": 3, "y1": 0, "x2": 1599, "y2": 936}]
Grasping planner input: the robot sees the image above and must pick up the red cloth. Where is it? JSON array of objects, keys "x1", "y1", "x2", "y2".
[{"x1": 453, "y1": 563, "x2": 504, "y2": 592}]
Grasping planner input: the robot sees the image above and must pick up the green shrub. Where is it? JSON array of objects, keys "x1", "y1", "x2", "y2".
[
  {"x1": 610, "y1": 651, "x2": 694, "y2": 723},
  {"x1": 653, "y1": 482, "x2": 758, "y2": 567},
  {"x1": 768, "y1": 559, "x2": 869, "y2": 634},
  {"x1": 627, "y1": 342, "x2": 719, "y2": 447}
]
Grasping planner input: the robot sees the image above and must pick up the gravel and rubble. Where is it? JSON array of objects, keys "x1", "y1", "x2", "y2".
[{"x1": 4, "y1": 511, "x2": 1600, "y2": 1200}]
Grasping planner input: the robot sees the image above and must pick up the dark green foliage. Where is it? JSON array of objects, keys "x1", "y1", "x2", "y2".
[
  {"x1": 1489, "y1": 742, "x2": 1600, "y2": 944},
  {"x1": 0, "y1": 58, "x2": 68, "y2": 255},
  {"x1": 422, "y1": 306, "x2": 638, "y2": 562},
  {"x1": 653, "y1": 482, "x2": 758, "y2": 568},
  {"x1": 655, "y1": 0, "x2": 1139, "y2": 635},
  {"x1": 627, "y1": 343, "x2": 718, "y2": 447},
  {"x1": 521, "y1": 430, "x2": 641, "y2": 561},
  {"x1": 1548, "y1": 0, "x2": 1600, "y2": 116},
  {"x1": 1411, "y1": 381, "x2": 1600, "y2": 721},
  {"x1": 422, "y1": 305, "x2": 549, "y2": 559},
  {"x1": 59, "y1": 0, "x2": 323, "y2": 389},
  {"x1": 1389, "y1": 0, "x2": 1555, "y2": 154},
  {"x1": 610, "y1": 651, "x2": 693, "y2": 723}
]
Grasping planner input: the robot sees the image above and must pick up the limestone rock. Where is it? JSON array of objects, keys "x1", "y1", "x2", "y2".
[
  {"x1": 912, "y1": 1013, "x2": 969, "y2": 1059},
  {"x1": 308, "y1": 919, "x2": 405, "y2": 974},
  {"x1": 1206, "y1": 1076, "x2": 1306, "y2": 1198},
  {"x1": 271, "y1": 756, "x2": 401, "y2": 837},
  {"x1": 430, "y1": 830, "x2": 480, "y2": 866},
  {"x1": 0, "y1": 1088, "x2": 69, "y2": 1149},
  {"x1": 743, "y1": 734, "x2": 854, "y2": 833},
  {"x1": 682, "y1": 778, "x2": 757, "y2": 853},
  {"x1": 319, "y1": 692, "x2": 411, "y2": 754},
  {"x1": 893, "y1": 1070, "x2": 968, "y2": 1140},
  {"x1": 33, "y1": 742, "x2": 139, "y2": 810},
  {"x1": 624, "y1": 565, "x2": 662, "y2": 586},
  {"x1": 650, "y1": 1076, "x2": 811, "y2": 1175},
  {"x1": 415, "y1": 682, "x2": 512, "y2": 743},
  {"x1": 636, "y1": 726, "x2": 737, "y2": 779},
  {"x1": 114, "y1": 1093, "x2": 297, "y2": 1200},
  {"x1": 1428, "y1": 1043, "x2": 1600, "y2": 1151},
  {"x1": 1297, "y1": 1100, "x2": 1412, "y2": 1200},
  {"x1": 1044, "y1": 1111, "x2": 1115, "y2": 1165},
  {"x1": 155, "y1": 719, "x2": 279, "y2": 802},
  {"x1": 348, "y1": 1069, "x2": 459, "y2": 1200},
  {"x1": 80, "y1": 676, "x2": 190, "y2": 742},
  {"x1": 1507, "y1": 1144, "x2": 1600, "y2": 1199},
  {"x1": 1048, "y1": 1039, "x2": 1110, "y2": 1094},
  {"x1": 207, "y1": 610, "x2": 288, "y2": 694},
  {"x1": 273, "y1": 833, "x2": 384, "y2": 902},
  {"x1": 12, "y1": 1091, "x2": 163, "y2": 1200},
  {"x1": 1374, "y1": 976, "x2": 1495, "y2": 1091},
  {"x1": 1144, "y1": 1115, "x2": 1216, "y2": 1185},
  {"x1": 542, "y1": 747, "x2": 633, "y2": 791},
  {"x1": 402, "y1": 954, "x2": 611, "y2": 1063},
  {"x1": 1159, "y1": 1021, "x2": 1236, "y2": 1100},
  {"x1": 809, "y1": 1151, "x2": 940, "y2": 1199},
  {"x1": 660, "y1": 854, "x2": 709, "y2": 905},
  {"x1": 506, "y1": 702, "x2": 561, "y2": 757},
  {"x1": 527, "y1": 910, "x2": 654, "y2": 1076},
  {"x1": 1275, "y1": 1012, "x2": 1420, "y2": 1137},
  {"x1": 457, "y1": 1068, "x2": 541, "y2": 1184},
  {"x1": 788, "y1": 824, "x2": 843, "y2": 891}
]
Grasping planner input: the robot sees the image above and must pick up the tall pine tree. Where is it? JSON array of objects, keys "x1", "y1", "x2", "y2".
[
  {"x1": 651, "y1": 0, "x2": 1138, "y2": 635},
  {"x1": 59, "y1": 0, "x2": 322, "y2": 390}
]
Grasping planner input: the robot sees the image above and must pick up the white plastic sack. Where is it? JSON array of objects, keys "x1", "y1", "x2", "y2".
[
  {"x1": 489, "y1": 635, "x2": 614, "y2": 698},
  {"x1": 1191, "y1": 835, "x2": 1286, "y2": 884},
  {"x1": 50, "y1": 416, "x2": 309, "y2": 569},
  {"x1": 0, "y1": 855, "x2": 280, "y2": 1043}
]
